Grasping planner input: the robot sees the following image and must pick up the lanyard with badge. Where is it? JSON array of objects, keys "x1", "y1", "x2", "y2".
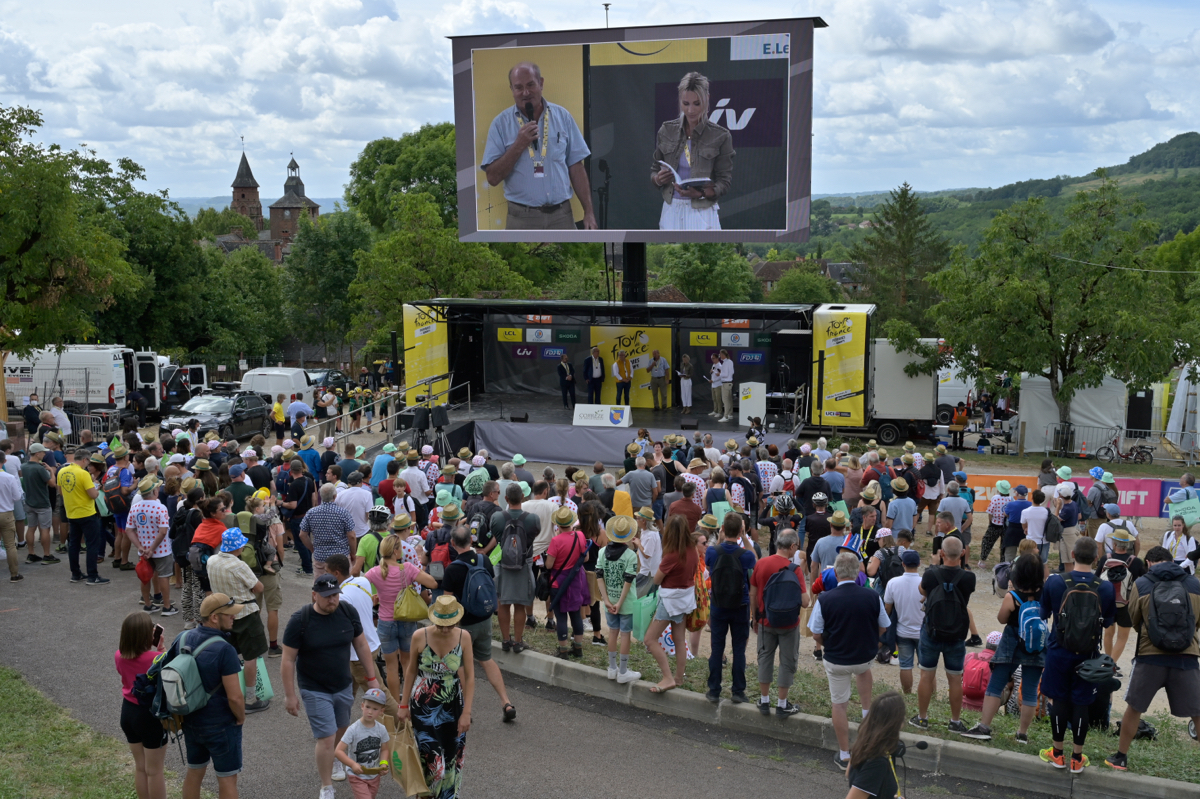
[{"x1": 518, "y1": 106, "x2": 550, "y2": 178}]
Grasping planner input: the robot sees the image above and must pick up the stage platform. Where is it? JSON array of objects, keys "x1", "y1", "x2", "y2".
[{"x1": 430, "y1": 394, "x2": 800, "y2": 468}]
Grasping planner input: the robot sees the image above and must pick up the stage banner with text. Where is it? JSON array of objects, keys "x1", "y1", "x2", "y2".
[
  {"x1": 590, "y1": 325, "x2": 672, "y2": 408},
  {"x1": 964, "y1": 473, "x2": 1164, "y2": 519},
  {"x1": 403, "y1": 304, "x2": 449, "y2": 407},
  {"x1": 810, "y1": 308, "x2": 869, "y2": 426}
]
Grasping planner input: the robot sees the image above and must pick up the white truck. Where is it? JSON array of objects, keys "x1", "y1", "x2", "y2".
[
  {"x1": 4, "y1": 346, "x2": 206, "y2": 416},
  {"x1": 869, "y1": 339, "x2": 938, "y2": 446}
]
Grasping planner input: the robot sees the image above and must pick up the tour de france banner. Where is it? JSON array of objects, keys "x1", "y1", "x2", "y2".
[
  {"x1": 811, "y1": 308, "x2": 869, "y2": 427},
  {"x1": 402, "y1": 304, "x2": 449, "y2": 407},
  {"x1": 591, "y1": 325, "x2": 673, "y2": 408}
]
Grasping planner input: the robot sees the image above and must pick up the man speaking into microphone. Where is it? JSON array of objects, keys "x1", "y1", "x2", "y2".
[{"x1": 482, "y1": 62, "x2": 598, "y2": 231}]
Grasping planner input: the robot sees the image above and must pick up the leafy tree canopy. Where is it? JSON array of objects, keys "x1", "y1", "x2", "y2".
[
  {"x1": 192, "y1": 206, "x2": 258, "y2": 241},
  {"x1": 653, "y1": 243, "x2": 760, "y2": 304},
  {"x1": 284, "y1": 211, "x2": 372, "y2": 357},
  {"x1": 346, "y1": 123, "x2": 457, "y2": 230},
  {"x1": 767, "y1": 264, "x2": 844, "y2": 304}
]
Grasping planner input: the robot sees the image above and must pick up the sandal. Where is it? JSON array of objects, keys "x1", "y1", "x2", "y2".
[
  {"x1": 502, "y1": 703, "x2": 517, "y2": 722},
  {"x1": 511, "y1": 642, "x2": 526, "y2": 654},
  {"x1": 650, "y1": 682, "x2": 677, "y2": 694}
]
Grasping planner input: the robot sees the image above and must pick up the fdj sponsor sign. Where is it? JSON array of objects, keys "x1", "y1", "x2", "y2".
[
  {"x1": 526, "y1": 328, "x2": 552, "y2": 343},
  {"x1": 497, "y1": 327, "x2": 522, "y2": 342},
  {"x1": 737, "y1": 351, "x2": 764, "y2": 365},
  {"x1": 510, "y1": 345, "x2": 536, "y2": 359},
  {"x1": 690, "y1": 331, "x2": 718, "y2": 346},
  {"x1": 541, "y1": 347, "x2": 565, "y2": 359},
  {"x1": 555, "y1": 329, "x2": 581, "y2": 343}
]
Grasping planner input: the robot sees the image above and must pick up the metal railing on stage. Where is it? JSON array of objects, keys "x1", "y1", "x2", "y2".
[{"x1": 312, "y1": 380, "x2": 473, "y2": 459}]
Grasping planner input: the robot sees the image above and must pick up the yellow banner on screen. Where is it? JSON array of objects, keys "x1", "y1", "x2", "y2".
[
  {"x1": 590, "y1": 39, "x2": 709, "y2": 66},
  {"x1": 403, "y1": 305, "x2": 449, "y2": 407},
  {"x1": 591, "y1": 325, "x2": 673, "y2": 408},
  {"x1": 811, "y1": 308, "x2": 869, "y2": 427}
]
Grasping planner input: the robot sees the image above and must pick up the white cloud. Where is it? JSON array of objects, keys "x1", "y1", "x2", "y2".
[{"x1": 0, "y1": 0, "x2": 1196, "y2": 197}]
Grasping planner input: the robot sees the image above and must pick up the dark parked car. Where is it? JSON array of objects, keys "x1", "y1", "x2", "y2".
[
  {"x1": 160, "y1": 390, "x2": 272, "y2": 441},
  {"x1": 305, "y1": 368, "x2": 352, "y2": 396}
]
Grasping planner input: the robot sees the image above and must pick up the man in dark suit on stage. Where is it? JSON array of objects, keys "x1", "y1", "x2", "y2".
[
  {"x1": 556, "y1": 353, "x2": 577, "y2": 408},
  {"x1": 582, "y1": 346, "x2": 605, "y2": 404}
]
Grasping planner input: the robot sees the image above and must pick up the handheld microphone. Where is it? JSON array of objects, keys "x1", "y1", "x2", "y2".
[{"x1": 525, "y1": 101, "x2": 535, "y2": 121}]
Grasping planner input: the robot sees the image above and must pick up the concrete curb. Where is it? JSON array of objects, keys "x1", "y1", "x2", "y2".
[{"x1": 491, "y1": 644, "x2": 1194, "y2": 799}]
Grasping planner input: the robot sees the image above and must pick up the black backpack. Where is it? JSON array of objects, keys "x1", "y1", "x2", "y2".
[
  {"x1": 875, "y1": 547, "x2": 905, "y2": 594},
  {"x1": 1056, "y1": 574, "x2": 1104, "y2": 655},
  {"x1": 925, "y1": 567, "x2": 970, "y2": 642},
  {"x1": 710, "y1": 550, "x2": 746, "y2": 609},
  {"x1": 1145, "y1": 570, "x2": 1196, "y2": 653},
  {"x1": 170, "y1": 506, "x2": 201, "y2": 564}
]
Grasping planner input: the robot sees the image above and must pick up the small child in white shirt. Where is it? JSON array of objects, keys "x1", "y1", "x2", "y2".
[{"x1": 335, "y1": 688, "x2": 392, "y2": 798}]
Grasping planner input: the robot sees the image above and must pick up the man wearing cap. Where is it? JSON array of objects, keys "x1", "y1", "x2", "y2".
[
  {"x1": 206, "y1": 529, "x2": 270, "y2": 714},
  {"x1": 301, "y1": 484, "x2": 358, "y2": 579},
  {"x1": 291, "y1": 412, "x2": 309, "y2": 442},
  {"x1": 809, "y1": 550, "x2": 890, "y2": 767},
  {"x1": 912, "y1": 536, "x2": 974, "y2": 733},
  {"x1": 1096, "y1": 504, "x2": 1140, "y2": 558},
  {"x1": 809, "y1": 511, "x2": 851, "y2": 589},
  {"x1": 129, "y1": 476, "x2": 179, "y2": 615},
  {"x1": 369, "y1": 444, "x2": 396, "y2": 490},
  {"x1": 512, "y1": 454, "x2": 535, "y2": 487},
  {"x1": 20, "y1": 443, "x2": 59, "y2": 565},
  {"x1": 1085, "y1": 469, "x2": 1118, "y2": 539},
  {"x1": 802, "y1": 493, "x2": 833, "y2": 562},
  {"x1": 283, "y1": 574, "x2": 381, "y2": 799},
  {"x1": 884, "y1": 549, "x2": 926, "y2": 693},
  {"x1": 225, "y1": 464, "x2": 254, "y2": 514},
  {"x1": 399, "y1": 450, "x2": 432, "y2": 529},
  {"x1": 936, "y1": 484, "x2": 973, "y2": 555},
  {"x1": 107, "y1": 445, "x2": 137, "y2": 571},
  {"x1": 796, "y1": 461, "x2": 832, "y2": 519},
  {"x1": 749, "y1": 529, "x2": 807, "y2": 716},
  {"x1": 60, "y1": 450, "x2": 106, "y2": 585},
  {"x1": 242, "y1": 449, "x2": 271, "y2": 491},
  {"x1": 177, "y1": 593, "x2": 247, "y2": 799}
]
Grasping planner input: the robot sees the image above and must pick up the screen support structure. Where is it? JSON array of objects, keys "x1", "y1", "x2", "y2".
[{"x1": 622, "y1": 243, "x2": 647, "y2": 304}]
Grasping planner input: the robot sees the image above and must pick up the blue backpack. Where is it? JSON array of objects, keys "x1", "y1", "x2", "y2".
[
  {"x1": 461, "y1": 557, "x2": 498, "y2": 619},
  {"x1": 1013, "y1": 591, "x2": 1048, "y2": 653},
  {"x1": 877, "y1": 469, "x2": 895, "y2": 501},
  {"x1": 763, "y1": 563, "x2": 805, "y2": 628}
]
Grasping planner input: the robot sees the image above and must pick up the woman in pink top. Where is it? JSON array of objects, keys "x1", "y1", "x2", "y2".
[
  {"x1": 366, "y1": 534, "x2": 438, "y2": 702},
  {"x1": 115, "y1": 611, "x2": 167, "y2": 799},
  {"x1": 544, "y1": 507, "x2": 592, "y2": 659}
]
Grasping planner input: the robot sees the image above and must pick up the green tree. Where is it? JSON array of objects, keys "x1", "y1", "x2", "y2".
[
  {"x1": 767, "y1": 264, "x2": 843, "y2": 303},
  {"x1": 350, "y1": 193, "x2": 535, "y2": 348},
  {"x1": 851, "y1": 183, "x2": 950, "y2": 334},
  {"x1": 490, "y1": 242, "x2": 604, "y2": 286},
  {"x1": 653, "y1": 243, "x2": 759, "y2": 303},
  {"x1": 284, "y1": 211, "x2": 372, "y2": 358},
  {"x1": 548, "y1": 259, "x2": 610, "y2": 300},
  {"x1": 192, "y1": 206, "x2": 258, "y2": 241},
  {"x1": 346, "y1": 123, "x2": 457, "y2": 229},
  {"x1": 0, "y1": 104, "x2": 140, "y2": 409},
  {"x1": 207, "y1": 247, "x2": 284, "y2": 354},
  {"x1": 1151, "y1": 222, "x2": 1200, "y2": 302},
  {"x1": 887, "y1": 177, "x2": 1186, "y2": 423}
]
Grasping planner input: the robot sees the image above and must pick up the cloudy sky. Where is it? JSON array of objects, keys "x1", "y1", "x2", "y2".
[{"x1": 2, "y1": 0, "x2": 1197, "y2": 199}]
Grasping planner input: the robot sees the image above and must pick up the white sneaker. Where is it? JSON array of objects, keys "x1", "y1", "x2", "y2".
[
  {"x1": 319, "y1": 786, "x2": 335, "y2": 799},
  {"x1": 616, "y1": 669, "x2": 641, "y2": 684},
  {"x1": 582, "y1": 619, "x2": 593, "y2": 632},
  {"x1": 718, "y1": 416, "x2": 730, "y2": 423},
  {"x1": 607, "y1": 667, "x2": 618, "y2": 680},
  {"x1": 708, "y1": 412, "x2": 719, "y2": 417},
  {"x1": 331, "y1": 761, "x2": 346, "y2": 782}
]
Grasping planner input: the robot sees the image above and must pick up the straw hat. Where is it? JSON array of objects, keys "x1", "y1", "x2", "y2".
[
  {"x1": 725, "y1": 439, "x2": 737, "y2": 451},
  {"x1": 552, "y1": 506, "x2": 577, "y2": 528},
  {"x1": 635, "y1": 507, "x2": 655, "y2": 522},
  {"x1": 829, "y1": 510, "x2": 849, "y2": 528},
  {"x1": 300, "y1": 435, "x2": 316, "y2": 451},
  {"x1": 626, "y1": 443, "x2": 640, "y2": 455},
  {"x1": 860, "y1": 482, "x2": 879, "y2": 500},
  {"x1": 688, "y1": 458, "x2": 705, "y2": 469},
  {"x1": 605, "y1": 515, "x2": 635, "y2": 543},
  {"x1": 194, "y1": 459, "x2": 211, "y2": 472},
  {"x1": 891, "y1": 477, "x2": 909, "y2": 494},
  {"x1": 698, "y1": 514, "x2": 720, "y2": 530},
  {"x1": 935, "y1": 444, "x2": 947, "y2": 454},
  {"x1": 391, "y1": 513, "x2": 413, "y2": 532},
  {"x1": 428, "y1": 595, "x2": 464, "y2": 627}
]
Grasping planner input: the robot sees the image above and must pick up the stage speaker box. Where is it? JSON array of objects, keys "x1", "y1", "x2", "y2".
[
  {"x1": 680, "y1": 419, "x2": 699, "y2": 430},
  {"x1": 396, "y1": 411, "x2": 416, "y2": 430},
  {"x1": 431, "y1": 404, "x2": 450, "y2": 428},
  {"x1": 411, "y1": 407, "x2": 431, "y2": 430},
  {"x1": 510, "y1": 413, "x2": 529, "y2": 423}
]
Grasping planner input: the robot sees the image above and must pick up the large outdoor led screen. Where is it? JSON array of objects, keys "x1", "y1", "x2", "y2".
[{"x1": 450, "y1": 18, "x2": 823, "y2": 243}]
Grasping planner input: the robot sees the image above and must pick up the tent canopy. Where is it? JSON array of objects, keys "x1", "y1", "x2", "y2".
[{"x1": 1018, "y1": 375, "x2": 1127, "y2": 453}]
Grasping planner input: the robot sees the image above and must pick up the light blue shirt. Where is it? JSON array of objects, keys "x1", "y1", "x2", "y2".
[
  {"x1": 887, "y1": 496, "x2": 918, "y2": 532},
  {"x1": 648, "y1": 357, "x2": 670, "y2": 378},
  {"x1": 481, "y1": 100, "x2": 589, "y2": 208}
]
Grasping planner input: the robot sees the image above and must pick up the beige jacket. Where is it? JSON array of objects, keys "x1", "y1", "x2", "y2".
[{"x1": 651, "y1": 115, "x2": 734, "y2": 208}]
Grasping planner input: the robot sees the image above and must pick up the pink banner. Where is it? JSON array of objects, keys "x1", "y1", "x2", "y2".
[{"x1": 1112, "y1": 478, "x2": 1162, "y2": 518}]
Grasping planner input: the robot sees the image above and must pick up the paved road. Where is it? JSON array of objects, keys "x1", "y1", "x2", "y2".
[{"x1": 0, "y1": 556, "x2": 1054, "y2": 799}]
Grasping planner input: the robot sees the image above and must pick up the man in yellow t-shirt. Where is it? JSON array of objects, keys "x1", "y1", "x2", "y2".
[
  {"x1": 272, "y1": 393, "x2": 287, "y2": 446},
  {"x1": 58, "y1": 451, "x2": 106, "y2": 585}
]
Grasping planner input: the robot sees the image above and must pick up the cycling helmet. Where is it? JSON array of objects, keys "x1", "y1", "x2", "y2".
[
  {"x1": 367, "y1": 506, "x2": 392, "y2": 527},
  {"x1": 812, "y1": 492, "x2": 829, "y2": 505},
  {"x1": 1076, "y1": 654, "x2": 1117, "y2": 684},
  {"x1": 775, "y1": 494, "x2": 795, "y2": 512}
]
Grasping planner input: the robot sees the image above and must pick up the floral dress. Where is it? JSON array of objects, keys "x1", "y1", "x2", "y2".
[{"x1": 411, "y1": 633, "x2": 466, "y2": 798}]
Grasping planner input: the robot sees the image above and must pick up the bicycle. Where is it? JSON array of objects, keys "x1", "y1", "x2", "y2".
[{"x1": 1095, "y1": 429, "x2": 1154, "y2": 465}]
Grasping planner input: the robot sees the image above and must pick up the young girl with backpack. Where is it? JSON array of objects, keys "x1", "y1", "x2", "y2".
[{"x1": 961, "y1": 554, "x2": 1047, "y2": 742}]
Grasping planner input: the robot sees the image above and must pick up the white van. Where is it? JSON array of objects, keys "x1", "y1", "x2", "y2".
[
  {"x1": 240, "y1": 368, "x2": 312, "y2": 405},
  {"x1": 5, "y1": 346, "x2": 130, "y2": 410}
]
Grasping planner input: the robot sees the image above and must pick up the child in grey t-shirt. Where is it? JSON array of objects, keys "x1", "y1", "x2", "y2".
[{"x1": 336, "y1": 689, "x2": 391, "y2": 793}]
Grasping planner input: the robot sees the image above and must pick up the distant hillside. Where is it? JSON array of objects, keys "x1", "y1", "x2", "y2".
[{"x1": 172, "y1": 196, "x2": 343, "y2": 219}]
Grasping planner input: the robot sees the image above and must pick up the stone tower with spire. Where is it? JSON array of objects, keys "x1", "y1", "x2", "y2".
[
  {"x1": 268, "y1": 157, "x2": 320, "y2": 245},
  {"x1": 230, "y1": 152, "x2": 264, "y2": 231}
]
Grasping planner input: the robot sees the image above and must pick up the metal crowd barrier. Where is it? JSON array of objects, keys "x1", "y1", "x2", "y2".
[{"x1": 1043, "y1": 422, "x2": 1200, "y2": 465}]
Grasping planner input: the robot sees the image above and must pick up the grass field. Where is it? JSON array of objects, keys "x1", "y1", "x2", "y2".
[{"x1": 0, "y1": 667, "x2": 190, "y2": 799}]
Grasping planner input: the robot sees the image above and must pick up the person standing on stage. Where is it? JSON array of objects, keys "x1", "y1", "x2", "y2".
[
  {"x1": 647, "y1": 350, "x2": 670, "y2": 411},
  {"x1": 583, "y1": 347, "x2": 605, "y2": 404},
  {"x1": 613, "y1": 350, "x2": 633, "y2": 406},
  {"x1": 678, "y1": 354, "x2": 694, "y2": 415},
  {"x1": 718, "y1": 350, "x2": 735, "y2": 423},
  {"x1": 556, "y1": 353, "x2": 577, "y2": 409},
  {"x1": 481, "y1": 62, "x2": 598, "y2": 231},
  {"x1": 651, "y1": 71, "x2": 735, "y2": 231},
  {"x1": 709, "y1": 353, "x2": 724, "y2": 420}
]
